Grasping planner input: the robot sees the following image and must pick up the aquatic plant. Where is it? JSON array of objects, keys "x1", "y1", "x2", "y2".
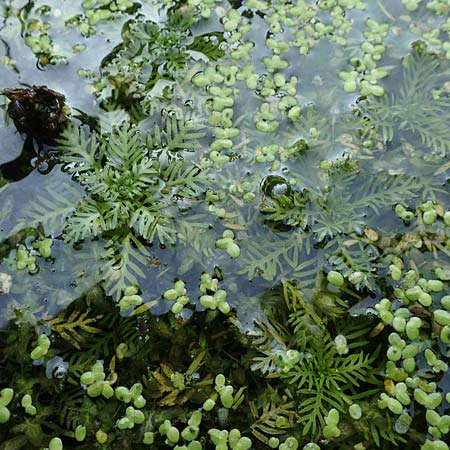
[
  {"x1": 0, "y1": 0, "x2": 449, "y2": 449},
  {"x1": 360, "y1": 47, "x2": 450, "y2": 155}
]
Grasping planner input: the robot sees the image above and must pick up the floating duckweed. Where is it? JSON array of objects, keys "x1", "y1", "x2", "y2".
[
  {"x1": 389, "y1": 264, "x2": 402, "y2": 281},
  {"x1": 339, "y1": 70, "x2": 358, "y2": 93},
  {"x1": 21, "y1": 394, "x2": 36, "y2": 415},
  {"x1": 405, "y1": 316, "x2": 422, "y2": 340},
  {"x1": 436, "y1": 267, "x2": 450, "y2": 281},
  {"x1": 0, "y1": 388, "x2": 12, "y2": 403},
  {"x1": 126, "y1": 405, "x2": 145, "y2": 424},
  {"x1": 441, "y1": 295, "x2": 450, "y2": 309},
  {"x1": 143, "y1": 432, "x2": 154, "y2": 445},
  {"x1": 95, "y1": 429, "x2": 108, "y2": 444},
  {"x1": 440, "y1": 326, "x2": 450, "y2": 343},
  {"x1": 423, "y1": 209, "x2": 437, "y2": 225},
  {"x1": 269, "y1": 437, "x2": 280, "y2": 448},
  {"x1": 424, "y1": 348, "x2": 448, "y2": 372},
  {"x1": 323, "y1": 409, "x2": 340, "y2": 439},
  {"x1": 75, "y1": 425, "x2": 86, "y2": 442},
  {"x1": 223, "y1": 9, "x2": 241, "y2": 32},
  {"x1": 303, "y1": 444, "x2": 321, "y2": 450},
  {"x1": 216, "y1": 230, "x2": 240, "y2": 258},
  {"x1": 395, "y1": 204, "x2": 415, "y2": 221},
  {"x1": 418, "y1": 291, "x2": 433, "y2": 307},
  {"x1": 349, "y1": 403, "x2": 362, "y2": 419},
  {"x1": 16, "y1": 245, "x2": 37, "y2": 272},
  {"x1": 117, "y1": 417, "x2": 133, "y2": 429},
  {"x1": 395, "y1": 382, "x2": 411, "y2": 405},
  {"x1": 320, "y1": 160, "x2": 333, "y2": 170},
  {"x1": 219, "y1": 385, "x2": 234, "y2": 408},
  {"x1": 31, "y1": 333, "x2": 51, "y2": 361},
  {"x1": 49, "y1": 437, "x2": 63, "y2": 450},
  {"x1": 327, "y1": 270, "x2": 344, "y2": 287},
  {"x1": 378, "y1": 393, "x2": 403, "y2": 414},
  {"x1": 394, "y1": 412, "x2": 412, "y2": 434},
  {"x1": 2, "y1": 2, "x2": 450, "y2": 449},
  {"x1": 348, "y1": 271, "x2": 365, "y2": 285},
  {"x1": 444, "y1": 211, "x2": 450, "y2": 225},
  {"x1": 0, "y1": 406, "x2": 10, "y2": 424},
  {"x1": 429, "y1": 279, "x2": 444, "y2": 292},
  {"x1": 280, "y1": 437, "x2": 298, "y2": 450},
  {"x1": 434, "y1": 309, "x2": 450, "y2": 326},
  {"x1": 334, "y1": 334, "x2": 349, "y2": 355},
  {"x1": 167, "y1": 426, "x2": 180, "y2": 443},
  {"x1": 32, "y1": 238, "x2": 53, "y2": 258},
  {"x1": 203, "y1": 398, "x2": 216, "y2": 411},
  {"x1": 181, "y1": 425, "x2": 199, "y2": 441}
]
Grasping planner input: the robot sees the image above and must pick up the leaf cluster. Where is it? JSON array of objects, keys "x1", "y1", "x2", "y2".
[
  {"x1": 54, "y1": 117, "x2": 207, "y2": 298},
  {"x1": 250, "y1": 280, "x2": 384, "y2": 441}
]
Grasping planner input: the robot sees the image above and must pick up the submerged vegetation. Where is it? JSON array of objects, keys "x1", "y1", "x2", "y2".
[{"x1": 0, "y1": 0, "x2": 450, "y2": 449}]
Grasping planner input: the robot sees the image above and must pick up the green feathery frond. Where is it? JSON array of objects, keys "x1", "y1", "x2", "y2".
[
  {"x1": 251, "y1": 281, "x2": 381, "y2": 439},
  {"x1": 102, "y1": 233, "x2": 151, "y2": 300},
  {"x1": 360, "y1": 49, "x2": 450, "y2": 155},
  {"x1": 48, "y1": 309, "x2": 103, "y2": 350},
  {"x1": 65, "y1": 198, "x2": 105, "y2": 242},
  {"x1": 250, "y1": 400, "x2": 297, "y2": 444},
  {"x1": 58, "y1": 124, "x2": 102, "y2": 172},
  {"x1": 147, "y1": 113, "x2": 206, "y2": 152},
  {"x1": 11, "y1": 182, "x2": 82, "y2": 236}
]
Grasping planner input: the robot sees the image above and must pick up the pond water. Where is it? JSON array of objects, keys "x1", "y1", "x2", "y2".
[{"x1": 0, "y1": 0, "x2": 450, "y2": 449}]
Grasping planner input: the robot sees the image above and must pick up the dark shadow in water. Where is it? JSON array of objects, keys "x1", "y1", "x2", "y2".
[{"x1": 0, "y1": 134, "x2": 59, "y2": 181}]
